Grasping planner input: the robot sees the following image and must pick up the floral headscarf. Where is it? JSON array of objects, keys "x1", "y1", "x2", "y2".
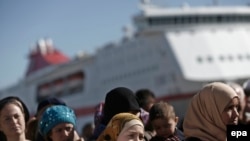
[{"x1": 96, "y1": 113, "x2": 144, "y2": 141}]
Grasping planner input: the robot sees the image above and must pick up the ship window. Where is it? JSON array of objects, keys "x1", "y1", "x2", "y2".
[
  {"x1": 197, "y1": 56, "x2": 203, "y2": 63},
  {"x1": 182, "y1": 16, "x2": 189, "y2": 24},
  {"x1": 207, "y1": 56, "x2": 213, "y2": 62},
  {"x1": 238, "y1": 55, "x2": 243, "y2": 61},
  {"x1": 68, "y1": 85, "x2": 83, "y2": 94},
  {"x1": 247, "y1": 16, "x2": 250, "y2": 22},
  {"x1": 198, "y1": 16, "x2": 205, "y2": 23},
  {"x1": 53, "y1": 79, "x2": 64, "y2": 96},
  {"x1": 147, "y1": 14, "x2": 250, "y2": 27},
  {"x1": 176, "y1": 17, "x2": 182, "y2": 24},
  {"x1": 36, "y1": 71, "x2": 85, "y2": 102},
  {"x1": 36, "y1": 83, "x2": 52, "y2": 102},
  {"x1": 67, "y1": 72, "x2": 84, "y2": 94},
  {"x1": 37, "y1": 83, "x2": 51, "y2": 97},
  {"x1": 216, "y1": 15, "x2": 223, "y2": 22},
  {"x1": 219, "y1": 55, "x2": 225, "y2": 61},
  {"x1": 210, "y1": 16, "x2": 217, "y2": 23},
  {"x1": 228, "y1": 55, "x2": 233, "y2": 61},
  {"x1": 246, "y1": 54, "x2": 250, "y2": 60}
]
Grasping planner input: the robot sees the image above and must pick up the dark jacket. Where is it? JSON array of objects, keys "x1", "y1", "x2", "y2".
[
  {"x1": 185, "y1": 137, "x2": 202, "y2": 141},
  {"x1": 150, "y1": 128, "x2": 184, "y2": 141}
]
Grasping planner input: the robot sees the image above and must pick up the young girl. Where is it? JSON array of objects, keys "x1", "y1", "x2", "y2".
[
  {"x1": 39, "y1": 105, "x2": 83, "y2": 141},
  {"x1": 0, "y1": 96, "x2": 30, "y2": 141},
  {"x1": 149, "y1": 101, "x2": 184, "y2": 141},
  {"x1": 26, "y1": 97, "x2": 66, "y2": 141}
]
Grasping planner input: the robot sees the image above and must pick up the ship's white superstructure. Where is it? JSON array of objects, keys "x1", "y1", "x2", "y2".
[{"x1": 1, "y1": 2, "x2": 250, "y2": 131}]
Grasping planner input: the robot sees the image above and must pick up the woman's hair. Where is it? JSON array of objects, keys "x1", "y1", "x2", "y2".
[
  {"x1": 149, "y1": 101, "x2": 176, "y2": 121},
  {"x1": 0, "y1": 96, "x2": 30, "y2": 141}
]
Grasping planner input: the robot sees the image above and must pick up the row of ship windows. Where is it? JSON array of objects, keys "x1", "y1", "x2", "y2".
[
  {"x1": 148, "y1": 15, "x2": 250, "y2": 25},
  {"x1": 36, "y1": 84, "x2": 83, "y2": 102},
  {"x1": 196, "y1": 54, "x2": 250, "y2": 63},
  {"x1": 102, "y1": 65, "x2": 158, "y2": 84},
  {"x1": 36, "y1": 72, "x2": 84, "y2": 102}
]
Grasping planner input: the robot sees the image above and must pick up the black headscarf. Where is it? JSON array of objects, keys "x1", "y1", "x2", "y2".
[{"x1": 101, "y1": 87, "x2": 140, "y2": 125}]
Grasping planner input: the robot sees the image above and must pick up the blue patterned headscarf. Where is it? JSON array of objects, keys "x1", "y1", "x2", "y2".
[{"x1": 39, "y1": 105, "x2": 76, "y2": 136}]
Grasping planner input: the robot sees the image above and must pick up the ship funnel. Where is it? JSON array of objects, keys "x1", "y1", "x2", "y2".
[
  {"x1": 37, "y1": 39, "x2": 47, "y2": 55},
  {"x1": 26, "y1": 38, "x2": 69, "y2": 76},
  {"x1": 35, "y1": 38, "x2": 55, "y2": 55},
  {"x1": 45, "y1": 38, "x2": 54, "y2": 53}
]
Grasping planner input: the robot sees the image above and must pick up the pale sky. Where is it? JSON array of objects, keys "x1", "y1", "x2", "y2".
[{"x1": 0, "y1": 0, "x2": 248, "y2": 89}]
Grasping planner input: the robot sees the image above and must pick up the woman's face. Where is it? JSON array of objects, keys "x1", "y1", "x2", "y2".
[
  {"x1": 221, "y1": 97, "x2": 240, "y2": 125},
  {"x1": 0, "y1": 103, "x2": 26, "y2": 137},
  {"x1": 117, "y1": 124, "x2": 144, "y2": 141},
  {"x1": 49, "y1": 123, "x2": 74, "y2": 141}
]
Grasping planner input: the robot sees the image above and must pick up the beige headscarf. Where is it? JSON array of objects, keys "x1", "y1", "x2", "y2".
[
  {"x1": 183, "y1": 82, "x2": 239, "y2": 141},
  {"x1": 96, "y1": 113, "x2": 144, "y2": 141}
]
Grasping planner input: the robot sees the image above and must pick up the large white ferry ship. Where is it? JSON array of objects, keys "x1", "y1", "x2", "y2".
[{"x1": 2, "y1": 1, "x2": 250, "y2": 130}]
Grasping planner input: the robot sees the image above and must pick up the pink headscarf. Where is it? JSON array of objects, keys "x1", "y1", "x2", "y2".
[{"x1": 183, "y1": 82, "x2": 239, "y2": 141}]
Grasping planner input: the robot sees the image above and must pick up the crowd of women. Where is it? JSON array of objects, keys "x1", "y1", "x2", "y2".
[{"x1": 0, "y1": 81, "x2": 249, "y2": 141}]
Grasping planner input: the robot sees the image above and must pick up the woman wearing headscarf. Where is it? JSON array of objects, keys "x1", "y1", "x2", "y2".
[
  {"x1": 39, "y1": 105, "x2": 83, "y2": 141},
  {"x1": 183, "y1": 82, "x2": 240, "y2": 141},
  {"x1": 92, "y1": 87, "x2": 141, "y2": 139},
  {"x1": 96, "y1": 113, "x2": 144, "y2": 141},
  {"x1": 26, "y1": 97, "x2": 66, "y2": 141}
]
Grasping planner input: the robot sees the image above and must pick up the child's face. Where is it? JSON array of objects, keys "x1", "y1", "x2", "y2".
[
  {"x1": 151, "y1": 117, "x2": 178, "y2": 138},
  {"x1": 49, "y1": 123, "x2": 75, "y2": 141}
]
